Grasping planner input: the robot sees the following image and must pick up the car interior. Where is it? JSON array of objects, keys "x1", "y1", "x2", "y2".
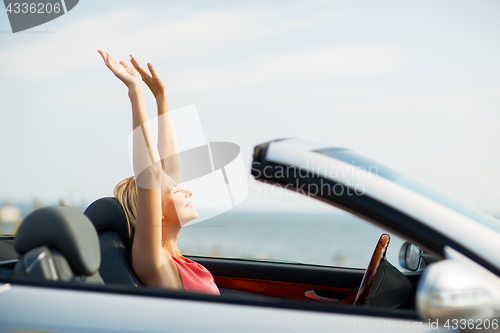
[{"x1": 0, "y1": 197, "x2": 426, "y2": 318}]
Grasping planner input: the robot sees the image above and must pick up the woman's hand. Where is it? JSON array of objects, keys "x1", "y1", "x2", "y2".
[
  {"x1": 130, "y1": 55, "x2": 166, "y2": 99},
  {"x1": 98, "y1": 50, "x2": 142, "y2": 88}
]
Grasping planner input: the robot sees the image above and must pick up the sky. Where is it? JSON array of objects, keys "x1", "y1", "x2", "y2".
[{"x1": 1, "y1": 0, "x2": 500, "y2": 215}]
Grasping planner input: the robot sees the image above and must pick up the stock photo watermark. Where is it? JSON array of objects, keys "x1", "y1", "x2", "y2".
[
  {"x1": 289, "y1": 318, "x2": 424, "y2": 331},
  {"x1": 127, "y1": 105, "x2": 248, "y2": 226},
  {"x1": 3, "y1": 0, "x2": 79, "y2": 33},
  {"x1": 250, "y1": 161, "x2": 380, "y2": 198},
  {"x1": 289, "y1": 318, "x2": 500, "y2": 331}
]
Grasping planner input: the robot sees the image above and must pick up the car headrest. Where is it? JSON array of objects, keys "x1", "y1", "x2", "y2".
[
  {"x1": 14, "y1": 206, "x2": 100, "y2": 276},
  {"x1": 84, "y1": 197, "x2": 131, "y2": 246}
]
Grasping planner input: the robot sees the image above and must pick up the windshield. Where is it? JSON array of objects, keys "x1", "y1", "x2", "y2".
[{"x1": 316, "y1": 149, "x2": 500, "y2": 234}]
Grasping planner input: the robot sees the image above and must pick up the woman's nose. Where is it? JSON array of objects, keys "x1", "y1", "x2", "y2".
[{"x1": 185, "y1": 189, "x2": 193, "y2": 197}]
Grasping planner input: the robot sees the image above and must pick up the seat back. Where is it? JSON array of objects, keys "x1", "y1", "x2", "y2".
[
  {"x1": 13, "y1": 206, "x2": 103, "y2": 284},
  {"x1": 365, "y1": 257, "x2": 414, "y2": 309},
  {"x1": 84, "y1": 197, "x2": 140, "y2": 286}
]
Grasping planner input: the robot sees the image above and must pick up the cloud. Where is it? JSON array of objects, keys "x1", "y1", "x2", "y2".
[
  {"x1": 0, "y1": 8, "x2": 140, "y2": 79},
  {"x1": 167, "y1": 45, "x2": 405, "y2": 93},
  {"x1": 338, "y1": 85, "x2": 500, "y2": 113},
  {"x1": 0, "y1": 4, "x2": 345, "y2": 80}
]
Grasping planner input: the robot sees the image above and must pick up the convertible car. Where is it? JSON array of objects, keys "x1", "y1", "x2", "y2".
[{"x1": 1, "y1": 138, "x2": 500, "y2": 332}]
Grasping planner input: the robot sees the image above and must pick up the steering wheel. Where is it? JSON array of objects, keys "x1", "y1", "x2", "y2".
[{"x1": 353, "y1": 233, "x2": 391, "y2": 306}]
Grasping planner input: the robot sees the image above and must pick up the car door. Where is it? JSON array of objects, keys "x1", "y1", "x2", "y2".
[{"x1": 179, "y1": 193, "x2": 420, "y2": 305}]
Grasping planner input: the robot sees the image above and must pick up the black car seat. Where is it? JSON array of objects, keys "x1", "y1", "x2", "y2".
[
  {"x1": 364, "y1": 257, "x2": 414, "y2": 309},
  {"x1": 13, "y1": 206, "x2": 103, "y2": 284},
  {"x1": 84, "y1": 197, "x2": 140, "y2": 286}
]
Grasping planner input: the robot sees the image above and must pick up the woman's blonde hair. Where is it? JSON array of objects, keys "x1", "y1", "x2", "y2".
[{"x1": 114, "y1": 176, "x2": 138, "y2": 241}]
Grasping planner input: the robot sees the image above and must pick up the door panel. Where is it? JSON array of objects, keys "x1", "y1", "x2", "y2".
[
  {"x1": 215, "y1": 276, "x2": 357, "y2": 304},
  {"x1": 189, "y1": 256, "x2": 363, "y2": 304},
  {"x1": 190, "y1": 256, "x2": 422, "y2": 304}
]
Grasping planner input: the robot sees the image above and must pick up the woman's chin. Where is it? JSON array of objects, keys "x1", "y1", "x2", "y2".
[
  {"x1": 185, "y1": 210, "x2": 199, "y2": 222},
  {"x1": 179, "y1": 212, "x2": 199, "y2": 227}
]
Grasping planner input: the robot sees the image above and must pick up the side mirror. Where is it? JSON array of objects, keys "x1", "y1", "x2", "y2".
[
  {"x1": 399, "y1": 242, "x2": 422, "y2": 271},
  {"x1": 417, "y1": 260, "x2": 500, "y2": 322}
]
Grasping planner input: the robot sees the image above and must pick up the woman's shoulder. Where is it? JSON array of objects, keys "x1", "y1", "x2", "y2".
[{"x1": 133, "y1": 248, "x2": 182, "y2": 289}]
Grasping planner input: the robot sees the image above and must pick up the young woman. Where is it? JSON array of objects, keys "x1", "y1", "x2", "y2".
[{"x1": 98, "y1": 50, "x2": 219, "y2": 295}]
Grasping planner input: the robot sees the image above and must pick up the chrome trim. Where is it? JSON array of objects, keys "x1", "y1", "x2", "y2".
[
  {"x1": 25, "y1": 251, "x2": 46, "y2": 274},
  {"x1": 0, "y1": 283, "x2": 12, "y2": 295},
  {"x1": 47, "y1": 257, "x2": 59, "y2": 280},
  {"x1": 303, "y1": 290, "x2": 339, "y2": 303},
  {"x1": 0, "y1": 259, "x2": 18, "y2": 266},
  {"x1": 0, "y1": 235, "x2": 15, "y2": 239}
]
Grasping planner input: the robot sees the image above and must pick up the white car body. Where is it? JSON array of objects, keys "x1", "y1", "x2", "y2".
[{"x1": 3, "y1": 137, "x2": 499, "y2": 332}]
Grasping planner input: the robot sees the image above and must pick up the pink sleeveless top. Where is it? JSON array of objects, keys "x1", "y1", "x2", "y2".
[{"x1": 171, "y1": 255, "x2": 220, "y2": 295}]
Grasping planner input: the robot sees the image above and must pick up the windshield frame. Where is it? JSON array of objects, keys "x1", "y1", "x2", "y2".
[{"x1": 315, "y1": 148, "x2": 500, "y2": 235}]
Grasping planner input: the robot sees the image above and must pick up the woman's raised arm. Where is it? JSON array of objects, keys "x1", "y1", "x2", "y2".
[
  {"x1": 130, "y1": 55, "x2": 182, "y2": 184},
  {"x1": 98, "y1": 50, "x2": 181, "y2": 289}
]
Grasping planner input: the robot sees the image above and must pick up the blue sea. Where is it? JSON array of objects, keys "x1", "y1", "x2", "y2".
[{"x1": 178, "y1": 211, "x2": 407, "y2": 270}]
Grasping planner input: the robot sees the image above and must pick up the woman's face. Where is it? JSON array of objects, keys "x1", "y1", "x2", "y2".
[{"x1": 161, "y1": 184, "x2": 199, "y2": 227}]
